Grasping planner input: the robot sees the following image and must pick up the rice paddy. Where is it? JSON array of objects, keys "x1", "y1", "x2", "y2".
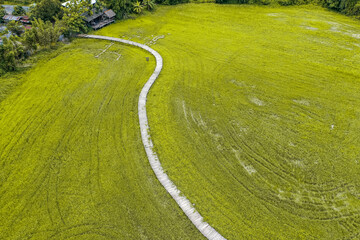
[
  {"x1": 0, "y1": 40, "x2": 201, "y2": 239},
  {"x1": 1, "y1": 3, "x2": 360, "y2": 239},
  {"x1": 97, "y1": 4, "x2": 360, "y2": 239}
]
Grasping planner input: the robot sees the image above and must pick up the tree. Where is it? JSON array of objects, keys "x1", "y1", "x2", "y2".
[
  {"x1": 30, "y1": 0, "x2": 63, "y2": 22},
  {"x1": 12, "y1": 5, "x2": 26, "y2": 16},
  {"x1": 166, "y1": 0, "x2": 189, "y2": 5},
  {"x1": 0, "y1": 9, "x2": 6, "y2": 23},
  {"x1": 105, "y1": 0, "x2": 134, "y2": 19},
  {"x1": 0, "y1": 36, "x2": 25, "y2": 71},
  {"x1": 24, "y1": 18, "x2": 63, "y2": 48},
  {"x1": 61, "y1": 0, "x2": 90, "y2": 34},
  {"x1": 323, "y1": 0, "x2": 359, "y2": 14},
  {"x1": 7, "y1": 21, "x2": 24, "y2": 36},
  {"x1": 23, "y1": 28, "x2": 37, "y2": 52},
  {"x1": 143, "y1": 0, "x2": 155, "y2": 10},
  {"x1": 133, "y1": 1, "x2": 143, "y2": 13},
  {"x1": 0, "y1": 7, "x2": 6, "y2": 23},
  {"x1": 0, "y1": 29, "x2": 9, "y2": 38},
  {"x1": 92, "y1": 0, "x2": 106, "y2": 13}
]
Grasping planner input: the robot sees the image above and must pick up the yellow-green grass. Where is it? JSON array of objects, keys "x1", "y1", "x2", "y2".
[
  {"x1": 97, "y1": 4, "x2": 360, "y2": 239},
  {"x1": 0, "y1": 73, "x2": 23, "y2": 103},
  {"x1": 0, "y1": 40, "x2": 202, "y2": 239}
]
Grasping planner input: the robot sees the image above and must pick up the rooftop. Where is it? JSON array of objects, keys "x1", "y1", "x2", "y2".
[
  {"x1": 3, "y1": 15, "x2": 21, "y2": 21},
  {"x1": 104, "y1": 9, "x2": 116, "y2": 19}
]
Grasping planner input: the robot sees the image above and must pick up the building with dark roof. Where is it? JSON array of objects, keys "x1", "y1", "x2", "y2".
[
  {"x1": 84, "y1": 9, "x2": 116, "y2": 30},
  {"x1": 20, "y1": 16, "x2": 30, "y2": 24}
]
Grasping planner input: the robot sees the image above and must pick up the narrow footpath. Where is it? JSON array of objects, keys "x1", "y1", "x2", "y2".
[{"x1": 79, "y1": 34, "x2": 226, "y2": 240}]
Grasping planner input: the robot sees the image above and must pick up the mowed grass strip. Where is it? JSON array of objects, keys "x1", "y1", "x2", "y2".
[
  {"x1": 97, "y1": 4, "x2": 360, "y2": 239},
  {"x1": 0, "y1": 39, "x2": 203, "y2": 239}
]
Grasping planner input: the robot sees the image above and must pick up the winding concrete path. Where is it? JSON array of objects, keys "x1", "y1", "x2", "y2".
[{"x1": 79, "y1": 34, "x2": 226, "y2": 240}]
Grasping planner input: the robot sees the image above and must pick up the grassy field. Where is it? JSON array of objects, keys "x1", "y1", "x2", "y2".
[
  {"x1": 1, "y1": 3, "x2": 360, "y2": 240},
  {"x1": 97, "y1": 4, "x2": 360, "y2": 239},
  {"x1": 0, "y1": 40, "x2": 202, "y2": 239}
]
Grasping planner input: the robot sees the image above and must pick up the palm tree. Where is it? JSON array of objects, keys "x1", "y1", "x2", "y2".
[
  {"x1": 133, "y1": 1, "x2": 143, "y2": 14},
  {"x1": 143, "y1": 0, "x2": 155, "y2": 10}
]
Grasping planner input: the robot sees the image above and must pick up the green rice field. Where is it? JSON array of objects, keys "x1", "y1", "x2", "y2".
[
  {"x1": 0, "y1": 40, "x2": 201, "y2": 239},
  {"x1": 2, "y1": 3, "x2": 360, "y2": 239}
]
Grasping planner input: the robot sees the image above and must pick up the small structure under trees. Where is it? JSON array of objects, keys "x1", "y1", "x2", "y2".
[
  {"x1": 20, "y1": 16, "x2": 30, "y2": 24},
  {"x1": 3, "y1": 15, "x2": 21, "y2": 22},
  {"x1": 2, "y1": 15, "x2": 30, "y2": 24},
  {"x1": 84, "y1": 9, "x2": 116, "y2": 30},
  {"x1": 62, "y1": 0, "x2": 116, "y2": 31}
]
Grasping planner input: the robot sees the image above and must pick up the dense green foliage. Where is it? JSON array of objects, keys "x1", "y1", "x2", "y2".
[
  {"x1": 98, "y1": 4, "x2": 360, "y2": 239},
  {"x1": 0, "y1": 36, "x2": 24, "y2": 71},
  {"x1": 105, "y1": 0, "x2": 187, "y2": 17},
  {"x1": 0, "y1": 19, "x2": 64, "y2": 73},
  {"x1": 0, "y1": 12, "x2": 5, "y2": 23},
  {"x1": 0, "y1": 21, "x2": 27, "y2": 72},
  {"x1": 155, "y1": 0, "x2": 189, "y2": 5},
  {"x1": 104, "y1": 0, "x2": 155, "y2": 19},
  {"x1": 0, "y1": 7, "x2": 6, "y2": 23},
  {"x1": 214, "y1": 0, "x2": 314, "y2": 5},
  {"x1": 6, "y1": 20, "x2": 24, "y2": 36},
  {"x1": 61, "y1": 0, "x2": 90, "y2": 34},
  {"x1": 133, "y1": 0, "x2": 144, "y2": 12},
  {"x1": 105, "y1": 0, "x2": 134, "y2": 18},
  {"x1": 323, "y1": 0, "x2": 360, "y2": 16},
  {"x1": 0, "y1": 39, "x2": 202, "y2": 239},
  {"x1": 29, "y1": 0, "x2": 63, "y2": 22},
  {"x1": 1, "y1": 0, "x2": 102, "y2": 73},
  {"x1": 144, "y1": 0, "x2": 156, "y2": 10},
  {"x1": 24, "y1": 18, "x2": 63, "y2": 49},
  {"x1": 12, "y1": 5, "x2": 26, "y2": 15}
]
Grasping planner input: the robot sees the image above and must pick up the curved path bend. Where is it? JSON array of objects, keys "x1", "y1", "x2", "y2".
[{"x1": 79, "y1": 34, "x2": 226, "y2": 240}]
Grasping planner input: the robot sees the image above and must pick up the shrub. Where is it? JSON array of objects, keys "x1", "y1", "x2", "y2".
[
  {"x1": 12, "y1": 5, "x2": 26, "y2": 16},
  {"x1": 24, "y1": 18, "x2": 63, "y2": 48},
  {"x1": 0, "y1": 7, "x2": 6, "y2": 23},
  {"x1": 30, "y1": 0, "x2": 63, "y2": 22}
]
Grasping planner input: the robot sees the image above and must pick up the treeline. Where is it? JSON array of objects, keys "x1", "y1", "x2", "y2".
[
  {"x1": 106, "y1": 0, "x2": 189, "y2": 18},
  {"x1": 215, "y1": 0, "x2": 360, "y2": 18},
  {"x1": 323, "y1": 0, "x2": 360, "y2": 16},
  {"x1": 1, "y1": 0, "x2": 180, "y2": 73},
  {"x1": 0, "y1": 0, "x2": 192, "y2": 73},
  {"x1": 0, "y1": 0, "x2": 90, "y2": 73},
  {"x1": 215, "y1": 0, "x2": 316, "y2": 5},
  {"x1": 155, "y1": 0, "x2": 189, "y2": 5},
  {"x1": 0, "y1": 19, "x2": 63, "y2": 72}
]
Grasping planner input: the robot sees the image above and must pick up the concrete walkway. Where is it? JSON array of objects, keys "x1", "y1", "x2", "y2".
[{"x1": 79, "y1": 34, "x2": 226, "y2": 240}]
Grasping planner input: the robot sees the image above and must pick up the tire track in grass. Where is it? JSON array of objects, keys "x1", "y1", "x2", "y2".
[
  {"x1": 1, "y1": 42, "x2": 202, "y2": 239},
  {"x1": 224, "y1": 125, "x2": 360, "y2": 221},
  {"x1": 3, "y1": 68, "x2": 107, "y2": 232},
  {"x1": 0, "y1": 66, "x2": 79, "y2": 161},
  {"x1": 79, "y1": 34, "x2": 226, "y2": 240},
  {"x1": 180, "y1": 43, "x2": 359, "y2": 229}
]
